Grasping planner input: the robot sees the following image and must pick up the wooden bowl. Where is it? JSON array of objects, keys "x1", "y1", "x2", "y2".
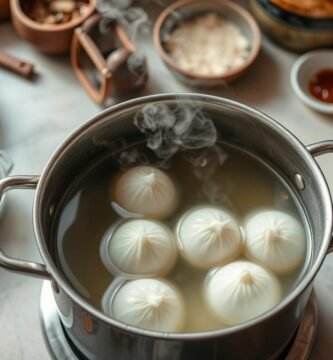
[
  {"x1": 10, "y1": 0, "x2": 96, "y2": 54},
  {"x1": 153, "y1": 0, "x2": 261, "y2": 87}
]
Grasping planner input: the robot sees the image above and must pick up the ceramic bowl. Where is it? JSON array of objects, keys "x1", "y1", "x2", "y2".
[
  {"x1": 153, "y1": 0, "x2": 261, "y2": 87},
  {"x1": 249, "y1": 0, "x2": 333, "y2": 52},
  {"x1": 10, "y1": 0, "x2": 96, "y2": 54},
  {"x1": 290, "y1": 50, "x2": 333, "y2": 114}
]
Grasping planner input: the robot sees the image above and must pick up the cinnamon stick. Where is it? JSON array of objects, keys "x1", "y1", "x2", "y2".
[{"x1": 0, "y1": 51, "x2": 35, "y2": 79}]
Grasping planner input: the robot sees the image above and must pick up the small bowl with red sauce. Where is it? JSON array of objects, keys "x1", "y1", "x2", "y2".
[{"x1": 291, "y1": 50, "x2": 333, "y2": 114}]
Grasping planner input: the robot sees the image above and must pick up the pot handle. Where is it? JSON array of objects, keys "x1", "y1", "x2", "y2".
[
  {"x1": 307, "y1": 140, "x2": 333, "y2": 253},
  {"x1": 0, "y1": 175, "x2": 51, "y2": 279}
]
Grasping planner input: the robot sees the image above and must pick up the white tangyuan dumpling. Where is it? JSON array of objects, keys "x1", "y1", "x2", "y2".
[
  {"x1": 111, "y1": 279, "x2": 185, "y2": 332},
  {"x1": 176, "y1": 207, "x2": 242, "y2": 269},
  {"x1": 107, "y1": 219, "x2": 177, "y2": 276},
  {"x1": 204, "y1": 261, "x2": 281, "y2": 325},
  {"x1": 244, "y1": 210, "x2": 306, "y2": 274},
  {"x1": 113, "y1": 166, "x2": 179, "y2": 219}
]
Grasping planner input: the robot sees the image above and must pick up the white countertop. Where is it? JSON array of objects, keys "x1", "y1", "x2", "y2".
[{"x1": 1, "y1": 8, "x2": 333, "y2": 359}]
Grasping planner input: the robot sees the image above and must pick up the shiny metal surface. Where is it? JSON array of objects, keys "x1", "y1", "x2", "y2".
[
  {"x1": 294, "y1": 174, "x2": 305, "y2": 190},
  {"x1": 307, "y1": 140, "x2": 333, "y2": 157},
  {"x1": 0, "y1": 149, "x2": 13, "y2": 217},
  {"x1": 0, "y1": 250, "x2": 50, "y2": 279},
  {"x1": 35, "y1": 94, "x2": 332, "y2": 359},
  {"x1": 285, "y1": 293, "x2": 318, "y2": 360},
  {"x1": 307, "y1": 141, "x2": 333, "y2": 254},
  {"x1": 40, "y1": 282, "x2": 80, "y2": 360},
  {"x1": 0, "y1": 94, "x2": 332, "y2": 359},
  {"x1": 40, "y1": 281, "x2": 318, "y2": 360},
  {"x1": 0, "y1": 175, "x2": 51, "y2": 279}
]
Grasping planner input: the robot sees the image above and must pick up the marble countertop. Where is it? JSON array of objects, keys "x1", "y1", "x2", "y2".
[{"x1": 1, "y1": 7, "x2": 333, "y2": 359}]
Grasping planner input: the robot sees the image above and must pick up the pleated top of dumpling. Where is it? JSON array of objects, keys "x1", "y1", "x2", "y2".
[
  {"x1": 204, "y1": 261, "x2": 281, "y2": 325},
  {"x1": 113, "y1": 166, "x2": 179, "y2": 220},
  {"x1": 111, "y1": 279, "x2": 185, "y2": 332},
  {"x1": 176, "y1": 207, "x2": 242, "y2": 268},
  {"x1": 108, "y1": 219, "x2": 177, "y2": 276},
  {"x1": 244, "y1": 210, "x2": 306, "y2": 274}
]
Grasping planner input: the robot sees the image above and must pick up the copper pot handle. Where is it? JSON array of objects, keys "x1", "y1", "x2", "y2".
[
  {"x1": 71, "y1": 13, "x2": 135, "y2": 104},
  {"x1": 0, "y1": 175, "x2": 51, "y2": 279},
  {"x1": 71, "y1": 27, "x2": 112, "y2": 104},
  {"x1": 307, "y1": 140, "x2": 333, "y2": 253}
]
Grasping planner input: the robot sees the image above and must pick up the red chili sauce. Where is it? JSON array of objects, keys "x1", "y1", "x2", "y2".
[{"x1": 308, "y1": 68, "x2": 333, "y2": 104}]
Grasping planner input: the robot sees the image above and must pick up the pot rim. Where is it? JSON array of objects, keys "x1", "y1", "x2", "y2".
[{"x1": 34, "y1": 93, "x2": 332, "y2": 340}]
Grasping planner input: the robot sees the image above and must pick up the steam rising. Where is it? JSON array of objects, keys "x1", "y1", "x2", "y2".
[
  {"x1": 97, "y1": 0, "x2": 151, "y2": 42},
  {"x1": 117, "y1": 147, "x2": 149, "y2": 168},
  {"x1": 133, "y1": 102, "x2": 235, "y2": 210},
  {"x1": 92, "y1": 100, "x2": 236, "y2": 211},
  {"x1": 92, "y1": 2, "x2": 235, "y2": 208},
  {"x1": 127, "y1": 53, "x2": 148, "y2": 87},
  {"x1": 183, "y1": 145, "x2": 227, "y2": 182},
  {"x1": 98, "y1": 0, "x2": 133, "y2": 10},
  {"x1": 134, "y1": 103, "x2": 217, "y2": 163},
  {"x1": 183, "y1": 145, "x2": 234, "y2": 209}
]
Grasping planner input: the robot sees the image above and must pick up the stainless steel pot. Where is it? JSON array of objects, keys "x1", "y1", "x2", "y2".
[{"x1": 0, "y1": 94, "x2": 332, "y2": 360}]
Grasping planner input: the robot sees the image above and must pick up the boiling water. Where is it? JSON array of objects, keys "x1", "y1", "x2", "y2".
[{"x1": 53, "y1": 142, "x2": 309, "y2": 332}]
